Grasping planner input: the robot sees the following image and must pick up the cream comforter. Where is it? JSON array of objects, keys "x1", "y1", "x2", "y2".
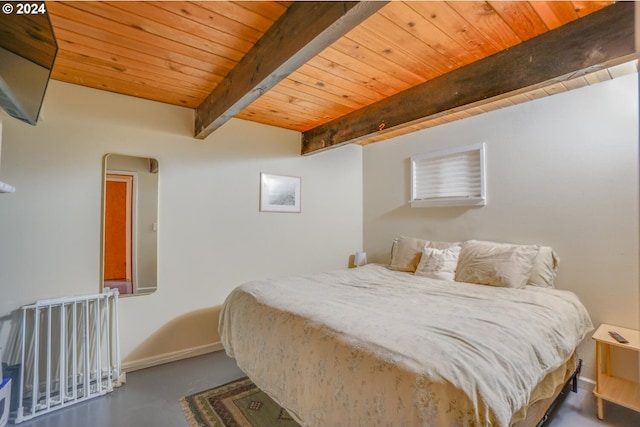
[{"x1": 219, "y1": 264, "x2": 593, "y2": 427}]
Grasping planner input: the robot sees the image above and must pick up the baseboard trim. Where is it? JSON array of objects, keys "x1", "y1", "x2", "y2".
[
  {"x1": 121, "y1": 342, "x2": 224, "y2": 373},
  {"x1": 578, "y1": 376, "x2": 595, "y2": 390}
]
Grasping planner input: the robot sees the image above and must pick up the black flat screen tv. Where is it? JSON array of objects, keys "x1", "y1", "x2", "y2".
[{"x1": 0, "y1": 3, "x2": 57, "y2": 125}]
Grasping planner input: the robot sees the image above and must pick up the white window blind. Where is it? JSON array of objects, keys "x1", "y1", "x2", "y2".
[{"x1": 410, "y1": 143, "x2": 486, "y2": 207}]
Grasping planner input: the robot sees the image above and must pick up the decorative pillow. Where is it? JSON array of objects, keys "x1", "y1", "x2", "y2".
[
  {"x1": 388, "y1": 236, "x2": 428, "y2": 272},
  {"x1": 528, "y1": 246, "x2": 559, "y2": 288},
  {"x1": 428, "y1": 240, "x2": 462, "y2": 250},
  {"x1": 414, "y1": 246, "x2": 462, "y2": 280},
  {"x1": 454, "y1": 240, "x2": 540, "y2": 289}
]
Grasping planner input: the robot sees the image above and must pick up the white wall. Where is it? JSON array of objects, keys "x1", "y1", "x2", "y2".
[
  {"x1": 0, "y1": 80, "x2": 363, "y2": 365},
  {"x1": 1, "y1": 72, "x2": 636, "y2": 383},
  {"x1": 363, "y1": 73, "x2": 639, "y2": 381}
]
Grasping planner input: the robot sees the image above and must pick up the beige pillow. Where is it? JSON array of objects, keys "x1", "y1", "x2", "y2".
[
  {"x1": 414, "y1": 246, "x2": 461, "y2": 280},
  {"x1": 528, "y1": 246, "x2": 559, "y2": 288},
  {"x1": 388, "y1": 236, "x2": 428, "y2": 272},
  {"x1": 455, "y1": 240, "x2": 540, "y2": 289},
  {"x1": 428, "y1": 240, "x2": 462, "y2": 250}
]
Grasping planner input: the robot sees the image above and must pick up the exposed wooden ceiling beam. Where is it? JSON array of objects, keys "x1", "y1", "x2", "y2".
[
  {"x1": 195, "y1": 1, "x2": 388, "y2": 140},
  {"x1": 302, "y1": 1, "x2": 636, "y2": 155}
]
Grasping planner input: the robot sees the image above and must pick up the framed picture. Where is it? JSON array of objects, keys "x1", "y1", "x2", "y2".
[{"x1": 260, "y1": 173, "x2": 301, "y2": 213}]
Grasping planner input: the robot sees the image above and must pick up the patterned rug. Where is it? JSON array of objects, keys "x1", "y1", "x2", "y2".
[{"x1": 180, "y1": 377, "x2": 301, "y2": 427}]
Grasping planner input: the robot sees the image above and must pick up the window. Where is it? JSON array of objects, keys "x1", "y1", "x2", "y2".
[{"x1": 410, "y1": 143, "x2": 486, "y2": 208}]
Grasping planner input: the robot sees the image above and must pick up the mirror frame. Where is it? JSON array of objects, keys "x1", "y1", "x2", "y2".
[{"x1": 101, "y1": 154, "x2": 159, "y2": 296}]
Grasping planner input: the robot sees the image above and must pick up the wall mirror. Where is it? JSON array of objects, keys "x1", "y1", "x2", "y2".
[{"x1": 101, "y1": 154, "x2": 159, "y2": 296}]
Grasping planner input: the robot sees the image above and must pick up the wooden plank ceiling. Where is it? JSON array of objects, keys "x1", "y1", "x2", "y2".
[{"x1": 45, "y1": 1, "x2": 634, "y2": 154}]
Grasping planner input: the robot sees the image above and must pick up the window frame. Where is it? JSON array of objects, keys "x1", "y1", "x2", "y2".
[{"x1": 410, "y1": 143, "x2": 486, "y2": 208}]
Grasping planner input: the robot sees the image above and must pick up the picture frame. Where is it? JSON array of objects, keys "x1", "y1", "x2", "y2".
[{"x1": 260, "y1": 173, "x2": 301, "y2": 213}]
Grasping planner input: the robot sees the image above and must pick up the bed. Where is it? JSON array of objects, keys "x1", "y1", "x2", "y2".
[{"x1": 219, "y1": 238, "x2": 594, "y2": 427}]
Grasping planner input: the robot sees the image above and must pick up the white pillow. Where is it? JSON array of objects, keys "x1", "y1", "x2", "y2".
[
  {"x1": 414, "y1": 246, "x2": 461, "y2": 281},
  {"x1": 389, "y1": 236, "x2": 461, "y2": 272},
  {"x1": 455, "y1": 240, "x2": 540, "y2": 289}
]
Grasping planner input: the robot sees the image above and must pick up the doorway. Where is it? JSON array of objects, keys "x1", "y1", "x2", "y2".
[{"x1": 104, "y1": 173, "x2": 134, "y2": 295}]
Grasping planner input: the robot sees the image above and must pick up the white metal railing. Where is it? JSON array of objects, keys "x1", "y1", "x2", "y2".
[{"x1": 12, "y1": 289, "x2": 120, "y2": 423}]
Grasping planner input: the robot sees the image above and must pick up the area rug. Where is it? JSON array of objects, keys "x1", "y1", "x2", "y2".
[{"x1": 180, "y1": 377, "x2": 301, "y2": 427}]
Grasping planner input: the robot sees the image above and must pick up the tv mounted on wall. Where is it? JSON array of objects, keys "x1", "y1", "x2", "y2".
[{"x1": 0, "y1": 3, "x2": 57, "y2": 126}]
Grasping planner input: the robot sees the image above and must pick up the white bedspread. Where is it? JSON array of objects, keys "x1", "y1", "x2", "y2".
[{"x1": 220, "y1": 264, "x2": 593, "y2": 427}]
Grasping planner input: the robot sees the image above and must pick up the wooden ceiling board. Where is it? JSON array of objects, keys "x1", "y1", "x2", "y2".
[
  {"x1": 446, "y1": 1, "x2": 524, "y2": 50},
  {"x1": 405, "y1": 2, "x2": 499, "y2": 61},
  {"x1": 240, "y1": 74, "x2": 349, "y2": 111},
  {"x1": 301, "y1": 1, "x2": 633, "y2": 153},
  {"x1": 53, "y1": 62, "x2": 204, "y2": 107},
  {"x1": 152, "y1": 2, "x2": 267, "y2": 44},
  {"x1": 278, "y1": 76, "x2": 370, "y2": 111},
  {"x1": 73, "y1": 2, "x2": 245, "y2": 63},
  {"x1": 48, "y1": 1, "x2": 290, "y2": 107},
  {"x1": 112, "y1": 2, "x2": 253, "y2": 54},
  {"x1": 572, "y1": 1, "x2": 615, "y2": 18},
  {"x1": 77, "y1": 2, "x2": 246, "y2": 62},
  {"x1": 240, "y1": 56, "x2": 391, "y2": 130},
  {"x1": 48, "y1": 5, "x2": 235, "y2": 75},
  {"x1": 528, "y1": 1, "x2": 578, "y2": 29},
  {"x1": 54, "y1": 30, "x2": 219, "y2": 88},
  {"x1": 41, "y1": 1, "x2": 618, "y2": 146},
  {"x1": 487, "y1": 1, "x2": 549, "y2": 40},
  {"x1": 378, "y1": 2, "x2": 477, "y2": 71},
  {"x1": 219, "y1": 1, "x2": 292, "y2": 25},
  {"x1": 49, "y1": 5, "x2": 222, "y2": 106},
  {"x1": 51, "y1": 60, "x2": 219, "y2": 108},
  {"x1": 54, "y1": 48, "x2": 211, "y2": 95},
  {"x1": 242, "y1": 82, "x2": 348, "y2": 120},
  {"x1": 329, "y1": 35, "x2": 427, "y2": 87},
  {"x1": 52, "y1": 34, "x2": 170, "y2": 84},
  {"x1": 356, "y1": 12, "x2": 458, "y2": 78},
  {"x1": 309, "y1": 49, "x2": 409, "y2": 97},
  {"x1": 194, "y1": 1, "x2": 389, "y2": 138},
  {"x1": 287, "y1": 63, "x2": 383, "y2": 106},
  {"x1": 236, "y1": 93, "x2": 334, "y2": 130},
  {"x1": 258, "y1": 0, "x2": 613, "y2": 136}
]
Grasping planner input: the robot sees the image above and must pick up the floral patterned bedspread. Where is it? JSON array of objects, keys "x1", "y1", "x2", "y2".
[{"x1": 219, "y1": 264, "x2": 593, "y2": 427}]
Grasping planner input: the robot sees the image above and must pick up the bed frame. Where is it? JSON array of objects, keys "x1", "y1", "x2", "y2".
[{"x1": 517, "y1": 358, "x2": 582, "y2": 427}]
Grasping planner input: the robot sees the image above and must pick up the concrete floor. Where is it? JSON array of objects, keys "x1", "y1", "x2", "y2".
[{"x1": 10, "y1": 351, "x2": 640, "y2": 427}]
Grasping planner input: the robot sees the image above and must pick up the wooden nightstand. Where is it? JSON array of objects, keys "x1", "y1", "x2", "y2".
[{"x1": 592, "y1": 324, "x2": 640, "y2": 420}]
